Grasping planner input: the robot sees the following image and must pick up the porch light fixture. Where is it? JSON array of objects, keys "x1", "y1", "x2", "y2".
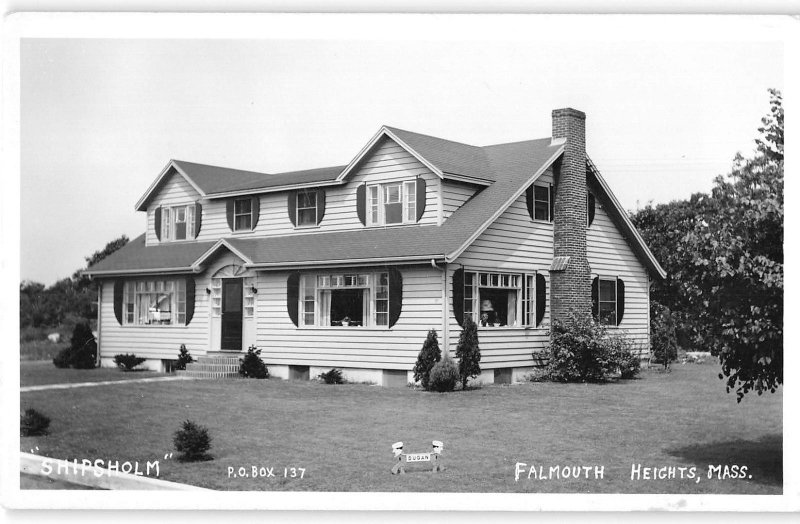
[
  {"x1": 250, "y1": 285, "x2": 258, "y2": 294},
  {"x1": 206, "y1": 288, "x2": 211, "y2": 295}
]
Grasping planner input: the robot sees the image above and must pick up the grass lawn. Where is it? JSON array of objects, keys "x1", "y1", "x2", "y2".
[
  {"x1": 19, "y1": 362, "x2": 781, "y2": 493},
  {"x1": 21, "y1": 361, "x2": 162, "y2": 387}
]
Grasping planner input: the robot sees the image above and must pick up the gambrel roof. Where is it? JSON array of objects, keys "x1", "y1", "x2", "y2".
[{"x1": 89, "y1": 127, "x2": 666, "y2": 279}]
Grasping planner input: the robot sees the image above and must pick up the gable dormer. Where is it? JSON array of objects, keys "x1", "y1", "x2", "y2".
[{"x1": 139, "y1": 163, "x2": 204, "y2": 246}]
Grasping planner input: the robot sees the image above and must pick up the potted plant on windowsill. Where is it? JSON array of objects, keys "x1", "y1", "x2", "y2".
[{"x1": 341, "y1": 316, "x2": 351, "y2": 327}]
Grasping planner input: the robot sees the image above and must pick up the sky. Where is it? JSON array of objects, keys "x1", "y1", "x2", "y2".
[{"x1": 18, "y1": 18, "x2": 785, "y2": 285}]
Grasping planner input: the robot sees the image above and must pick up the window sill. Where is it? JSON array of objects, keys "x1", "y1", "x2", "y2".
[
  {"x1": 294, "y1": 224, "x2": 321, "y2": 231},
  {"x1": 122, "y1": 324, "x2": 189, "y2": 328},
  {"x1": 365, "y1": 222, "x2": 419, "y2": 229},
  {"x1": 297, "y1": 326, "x2": 391, "y2": 331},
  {"x1": 230, "y1": 229, "x2": 254, "y2": 235},
  {"x1": 477, "y1": 325, "x2": 544, "y2": 331}
]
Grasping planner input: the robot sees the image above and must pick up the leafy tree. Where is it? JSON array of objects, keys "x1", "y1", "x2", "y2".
[
  {"x1": 455, "y1": 315, "x2": 481, "y2": 389},
  {"x1": 413, "y1": 329, "x2": 441, "y2": 390},
  {"x1": 631, "y1": 89, "x2": 783, "y2": 401}
]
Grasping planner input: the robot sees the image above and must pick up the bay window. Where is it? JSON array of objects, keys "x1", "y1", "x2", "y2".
[
  {"x1": 122, "y1": 278, "x2": 187, "y2": 325},
  {"x1": 462, "y1": 271, "x2": 537, "y2": 327},
  {"x1": 299, "y1": 271, "x2": 390, "y2": 327},
  {"x1": 366, "y1": 180, "x2": 417, "y2": 226},
  {"x1": 160, "y1": 204, "x2": 195, "y2": 242}
]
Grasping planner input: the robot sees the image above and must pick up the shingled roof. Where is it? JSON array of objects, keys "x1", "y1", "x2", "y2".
[{"x1": 90, "y1": 126, "x2": 666, "y2": 279}]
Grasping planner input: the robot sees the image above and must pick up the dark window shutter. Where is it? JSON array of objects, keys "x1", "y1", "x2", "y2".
[
  {"x1": 154, "y1": 207, "x2": 162, "y2": 241},
  {"x1": 591, "y1": 276, "x2": 599, "y2": 319},
  {"x1": 549, "y1": 184, "x2": 555, "y2": 222},
  {"x1": 616, "y1": 278, "x2": 625, "y2": 325},
  {"x1": 185, "y1": 276, "x2": 196, "y2": 325},
  {"x1": 113, "y1": 280, "x2": 124, "y2": 325},
  {"x1": 588, "y1": 193, "x2": 596, "y2": 227},
  {"x1": 415, "y1": 178, "x2": 426, "y2": 221},
  {"x1": 226, "y1": 200, "x2": 234, "y2": 231},
  {"x1": 452, "y1": 268, "x2": 464, "y2": 327},
  {"x1": 251, "y1": 197, "x2": 260, "y2": 230},
  {"x1": 388, "y1": 267, "x2": 403, "y2": 328},
  {"x1": 287, "y1": 272, "x2": 300, "y2": 327},
  {"x1": 287, "y1": 191, "x2": 297, "y2": 226},
  {"x1": 317, "y1": 189, "x2": 326, "y2": 224},
  {"x1": 535, "y1": 273, "x2": 546, "y2": 326},
  {"x1": 356, "y1": 183, "x2": 366, "y2": 225},
  {"x1": 525, "y1": 185, "x2": 534, "y2": 220},
  {"x1": 194, "y1": 202, "x2": 202, "y2": 238}
]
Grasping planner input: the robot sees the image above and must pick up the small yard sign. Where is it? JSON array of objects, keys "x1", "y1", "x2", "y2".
[{"x1": 391, "y1": 441, "x2": 444, "y2": 474}]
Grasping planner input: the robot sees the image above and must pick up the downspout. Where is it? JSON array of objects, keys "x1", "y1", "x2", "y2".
[
  {"x1": 94, "y1": 278, "x2": 102, "y2": 368},
  {"x1": 430, "y1": 259, "x2": 448, "y2": 355}
]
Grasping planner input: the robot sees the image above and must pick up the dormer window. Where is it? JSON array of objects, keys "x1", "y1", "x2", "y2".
[
  {"x1": 234, "y1": 198, "x2": 252, "y2": 231},
  {"x1": 367, "y1": 180, "x2": 417, "y2": 226},
  {"x1": 297, "y1": 190, "x2": 318, "y2": 226},
  {"x1": 160, "y1": 205, "x2": 195, "y2": 242}
]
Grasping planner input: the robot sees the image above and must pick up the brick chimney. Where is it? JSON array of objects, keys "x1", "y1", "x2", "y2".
[{"x1": 550, "y1": 108, "x2": 591, "y2": 324}]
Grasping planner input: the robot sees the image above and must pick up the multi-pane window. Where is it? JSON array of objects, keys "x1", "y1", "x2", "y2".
[
  {"x1": 366, "y1": 180, "x2": 418, "y2": 226},
  {"x1": 533, "y1": 185, "x2": 550, "y2": 221},
  {"x1": 598, "y1": 278, "x2": 617, "y2": 325},
  {"x1": 463, "y1": 271, "x2": 536, "y2": 327},
  {"x1": 234, "y1": 198, "x2": 252, "y2": 231},
  {"x1": 297, "y1": 191, "x2": 317, "y2": 226},
  {"x1": 160, "y1": 205, "x2": 195, "y2": 242},
  {"x1": 122, "y1": 278, "x2": 187, "y2": 325},
  {"x1": 299, "y1": 272, "x2": 389, "y2": 327}
]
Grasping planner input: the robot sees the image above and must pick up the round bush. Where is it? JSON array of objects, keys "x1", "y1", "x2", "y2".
[
  {"x1": 428, "y1": 353, "x2": 459, "y2": 392},
  {"x1": 20, "y1": 408, "x2": 51, "y2": 437},
  {"x1": 173, "y1": 420, "x2": 212, "y2": 462}
]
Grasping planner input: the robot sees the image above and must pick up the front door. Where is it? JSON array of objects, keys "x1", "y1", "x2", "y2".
[{"x1": 221, "y1": 279, "x2": 243, "y2": 350}]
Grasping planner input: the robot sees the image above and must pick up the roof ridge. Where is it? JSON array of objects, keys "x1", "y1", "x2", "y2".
[{"x1": 383, "y1": 125, "x2": 485, "y2": 151}]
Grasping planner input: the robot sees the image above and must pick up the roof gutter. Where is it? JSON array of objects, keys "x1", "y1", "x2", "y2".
[
  {"x1": 82, "y1": 267, "x2": 200, "y2": 278},
  {"x1": 247, "y1": 254, "x2": 446, "y2": 270}
]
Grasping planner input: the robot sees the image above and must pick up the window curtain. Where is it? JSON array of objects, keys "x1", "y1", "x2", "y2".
[{"x1": 319, "y1": 290, "x2": 331, "y2": 327}]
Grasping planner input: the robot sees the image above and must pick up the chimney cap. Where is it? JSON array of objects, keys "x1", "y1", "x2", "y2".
[{"x1": 552, "y1": 108, "x2": 586, "y2": 120}]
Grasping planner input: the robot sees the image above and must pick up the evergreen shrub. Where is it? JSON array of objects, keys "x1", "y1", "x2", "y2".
[
  {"x1": 428, "y1": 351, "x2": 459, "y2": 392},
  {"x1": 174, "y1": 344, "x2": 194, "y2": 371},
  {"x1": 173, "y1": 420, "x2": 212, "y2": 462},
  {"x1": 413, "y1": 329, "x2": 441, "y2": 390},
  {"x1": 113, "y1": 353, "x2": 146, "y2": 371},
  {"x1": 455, "y1": 315, "x2": 481, "y2": 389},
  {"x1": 20, "y1": 408, "x2": 51, "y2": 437},
  {"x1": 318, "y1": 368, "x2": 344, "y2": 384},
  {"x1": 239, "y1": 345, "x2": 269, "y2": 379}
]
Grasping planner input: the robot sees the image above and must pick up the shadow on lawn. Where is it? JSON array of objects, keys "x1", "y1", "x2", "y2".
[{"x1": 665, "y1": 434, "x2": 782, "y2": 487}]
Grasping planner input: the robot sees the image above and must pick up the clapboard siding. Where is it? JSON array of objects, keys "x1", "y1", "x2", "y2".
[
  {"x1": 442, "y1": 180, "x2": 479, "y2": 219},
  {"x1": 255, "y1": 265, "x2": 443, "y2": 370},
  {"x1": 145, "y1": 172, "x2": 202, "y2": 246},
  {"x1": 448, "y1": 171, "x2": 556, "y2": 368},
  {"x1": 98, "y1": 276, "x2": 210, "y2": 361},
  {"x1": 587, "y1": 200, "x2": 651, "y2": 353},
  {"x1": 144, "y1": 137, "x2": 443, "y2": 245}
]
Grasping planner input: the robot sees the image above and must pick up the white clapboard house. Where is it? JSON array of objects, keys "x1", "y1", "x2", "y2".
[{"x1": 84, "y1": 108, "x2": 665, "y2": 385}]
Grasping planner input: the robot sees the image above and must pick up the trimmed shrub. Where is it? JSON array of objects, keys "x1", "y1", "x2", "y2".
[
  {"x1": 69, "y1": 322, "x2": 97, "y2": 369},
  {"x1": 113, "y1": 353, "x2": 146, "y2": 371},
  {"x1": 542, "y1": 310, "x2": 638, "y2": 383},
  {"x1": 413, "y1": 329, "x2": 441, "y2": 390},
  {"x1": 455, "y1": 315, "x2": 481, "y2": 389},
  {"x1": 651, "y1": 302, "x2": 679, "y2": 370},
  {"x1": 174, "y1": 344, "x2": 194, "y2": 371},
  {"x1": 173, "y1": 420, "x2": 212, "y2": 462},
  {"x1": 239, "y1": 345, "x2": 269, "y2": 379},
  {"x1": 318, "y1": 368, "x2": 344, "y2": 384},
  {"x1": 20, "y1": 408, "x2": 50, "y2": 437},
  {"x1": 51, "y1": 321, "x2": 96, "y2": 369},
  {"x1": 52, "y1": 347, "x2": 72, "y2": 369},
  {"x1": 428, "y1": 351, "x2": 459, "y2": 392}
]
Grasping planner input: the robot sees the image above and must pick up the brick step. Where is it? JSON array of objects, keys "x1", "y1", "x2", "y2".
[
  {"x1": 178, "y1": 354, "x2": 246, "y2": 379},
  {"x1": 178, "y1": 370, "x2": 243, "y2": 379}
]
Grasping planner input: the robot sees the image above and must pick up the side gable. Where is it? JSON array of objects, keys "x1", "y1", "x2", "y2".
[{"x1": 586, "y1": 157, "x2": 667, "y2": 280}]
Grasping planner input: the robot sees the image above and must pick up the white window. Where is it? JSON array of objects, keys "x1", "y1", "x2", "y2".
[
  {"x1": 366, "y1": 180, "x2": 418, "y2": 226},
  {"x1": 297, "y1": 191, "x2": 317, "y2": 226},
  {"x1": 299, "y1": 271, "x2": 389, "y2": 327},
  {"x1": 533, "y1": 185, "x2": 550, "y2": 221},
  {"x1": 160, "y1": 205, "x2": 194, "y2": 241},
  {"x1": 463, "y1": 271, "x2": 536, "y2": 327},
  {"x1": 234, "y1": 198, "x2": 252, "y2": 231},
  {"x1": 122, "y1": 278, "x2": 187, "y2": 325},
  {"x1": 598, "y1": 277, "x2": 617, "y2": 325}
]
